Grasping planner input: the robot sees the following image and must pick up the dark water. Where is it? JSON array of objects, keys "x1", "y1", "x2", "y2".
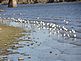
[
  {"x1": 0, "y1": 2, "x2": 81, "y2": 61},
  {"x1": 0, "y1": 2, "x2": 81, "y2": 20}
]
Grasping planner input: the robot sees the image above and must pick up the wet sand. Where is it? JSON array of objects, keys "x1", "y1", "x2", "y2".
[
  {"x1": 0, "y1": 24, "x2": 25, "y2": 53},
  {"x1": 0, "y1": 18, "x2": 81, "y2": 61}
]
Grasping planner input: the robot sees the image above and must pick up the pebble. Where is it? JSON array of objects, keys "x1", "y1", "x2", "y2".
[
  {"x1": 37, "y1": 38, "x2": 39, "y2": 39},
  {"x1": 49, "y1": 51, "x2": 52, "y2": 53},
  {"x1": 31, "y1": 43, "x2": 34, "y2": 45},
  {"x1": 4, "y1": 44, "x2": 7, "y2": 46},
  {"x1": 55, "y1": 54, "x2": 58, "y2": 55},
  {"x1": 18, "y1": 57, "x2": 24, "y2": 61},
  {"x1": 0, "y1": 28, "x2": 2, "y2": 31},
  {"x1": 27, "y1": 45, "x2": 30, "y2": 46},
  {"x1": 0, "y1": 9, "x2": 4, "y2": 12},
  {"x1": 38, "y1": 44, "x2": 40, "y2": 46},
  {"x1": 13, "y1": 42, "x2": 18, "y2": 44},
  {"x1": 2, "y1": 56, "x2": 8, "y2": 60},
  {"x1": 28, "y1": 56, "x2": 31, "y2": 59},
  {"x1": 35, "y1": 41, "x2": 38, "y2": 43}
]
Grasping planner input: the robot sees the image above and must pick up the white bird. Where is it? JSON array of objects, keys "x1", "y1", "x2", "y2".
[
  {"x1": 47, "y1": 23, "x2": 50, "y2": 26},
  {"x1": 43, "y1": 27, "x2": 46, "y2": 29},
  {"x1": 53, "y1": 28, "x2": 55, "y2": 31},
  {"x1": 65, "y1": 21, "x2": 69, "y2": 24},
  {"x1": 20, "y1": 13, "x2": 22, "y2": 15},
  {"x1": 72, "y1": 29, "x2": 76, "y2": 33},
  {"x1": 11, "y1": 18, "x2": 15, "y2": 20},
  {"x1": 54, "y1": 27, "x2": 56, "y2": 29},
  {"x1": 50, "y1": 23, "x2": 53, "y2": 27},
  {"x1": 69, "y1": 31, "x2": 72, "y2": 33},
  {"x1": 22, "y1": 20, "x2": 25, "y2": 23},
  {"x1": 64, "y1": 20, "x2": 66, "y2": 22},
  {"x1": 58, "y1": 25, "x2": 61, "y2": 28},
  {"x1": 63, "y1": 33, "x2": 66, "y2": 37},
  {"x1": 49, "y1": 28, "x2": 52, "y2": 31},
  {"x1": 38, "y1": 27, "x2": 41, "y2": 30},
  {"x1": 33, "y1": 24, "x2": 35, "y2": 26},
  {"x1": 37, "y1": 17, "x2": 40, "y2": 19},
  {"x1": 42, "y1": 22, "x2": 45, "y2": 26},
  {"x1": 62, "y1": 26, "x2": 68, "y2": 31},
  {"x1": 47, "y1": 27, "x2": 49, "y2": 30},
  {"x1": 24, "y1": 20, "x2": 27, "y2": 23},
  {"x1": 52, "y1": 24, "x2": 55, "y2": 27},
  {"x1": 64, "y1": 20, "x2": 69, "y2": 24},
  {"x1": 74, "y1": 34, "x2": 76, "y2": 38},
  {"x1": 40, "y1": 21, "x2": 43, "y2": 26},
  {"x1": 14, "y1": 20, "x2": 17, "y2": 22},
  {"x1": 36, "y1": 21, "x2": 39, "y2": 24},
  {"x1": 62, "y1": 26, "x2": 65, "y2": 29},
  {"x1": 7, "y1": 17, "x2": 10, "y2": 19},
  {"x1": 37, "y1": 25, "x2": 39, "y2": 28},
  {"x1": 49, "y1": 32, "x2": 52, "y2": 35},
  {"x1": 56, "y1": 25, "x2": 59, "y2": 27},
  {"x1": 60, "y1": 28, "x2": 62, "y2": 31},
  {"x1": 57, "y1": 30, "x2": 60, "y2": 33},
  {"x1": 67, "y1": 34, "x2": 70, "y2": 37},
  {"x1": 33, "y1": 21, "x2": 36, "y2": 23},
  {"x1": 65, "y1": 28, "x2": 68, "y2": 31}
]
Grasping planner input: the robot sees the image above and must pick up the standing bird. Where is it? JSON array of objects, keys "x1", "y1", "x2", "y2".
[{"x1": 72, "y1": 29, "x2": 76, "y2": 33}]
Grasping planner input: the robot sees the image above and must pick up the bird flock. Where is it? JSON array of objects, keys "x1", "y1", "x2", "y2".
[
  {"x1": 0, "y1": 17, "x2": 77, "y2": 39},
  {"x1": 0, "y1": 17, "x2": 77, "y2": 61}
]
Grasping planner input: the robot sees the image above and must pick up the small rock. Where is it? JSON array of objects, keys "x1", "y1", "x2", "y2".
[
  {"x1": 38, "y1": 44, "x2": 40, "y2": 46},
  {"x1": 55, "y1": 54, "x2": 58, "y2": 55},
  {"x1": 28, "y1": 56, "x2": 31, "y2": 59},
  {"x1": 37, "y1": 38, "x2": 39, "y2": 39},
  {"x1": 4, "y1": 44, "x2": 7, "y2": 46},
  {"x1": 31, "y1": 43, "x2": 34, "y2": 45},
  {"x1": 27, "y1": 45, "x2": 30, "y2": 46},
  {"x1": 49, "y1": 51, "x2": 52, "y2": 53},
  {"x1": 18, "y1": 57, "x2": 24, "y2": 61},
  {"x1": 35, "y1": 41, "x2": 38, "y2": 43},
  {"x1": 0, "y1": 9, "x2": 4, "y2": 12},
  {"x1": 2, "y1": 56, "x2": 8, "y2": 60},
  {"x1": 0, "y1": 28, "x2": 2, "y2": 31}
]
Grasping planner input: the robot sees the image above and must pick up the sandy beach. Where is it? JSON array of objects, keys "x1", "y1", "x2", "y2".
[{"x1": 0, "y1": 24, "x2": 25, "y2": 54}]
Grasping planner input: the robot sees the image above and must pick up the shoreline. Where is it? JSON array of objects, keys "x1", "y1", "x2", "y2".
[{"x1": 0, "y1": 24, "x2": 26, "y2": 55}]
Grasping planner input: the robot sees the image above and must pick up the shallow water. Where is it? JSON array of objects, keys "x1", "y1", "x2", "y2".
[{"x1": 0, "y1": 2, "x2": 81, "y2": 61}]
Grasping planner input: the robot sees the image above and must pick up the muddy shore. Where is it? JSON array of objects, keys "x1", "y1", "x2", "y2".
[{"x1": 0, "y1": 24, "x2": 26, "y2": 55}]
